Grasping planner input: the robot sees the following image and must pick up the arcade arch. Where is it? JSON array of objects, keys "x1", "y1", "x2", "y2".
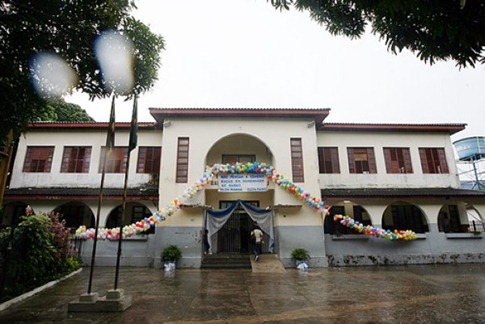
[
  {"x1": 382, "y1": 201, "x2": 429, "y2": 233},
  {"x1": 53, "y1": 201, "x2": 95, "y2": 232},
  {"x1": 204, "y1": 134, "x2": 275, "y2": 254},
  {"x1": 324, "y1": 200, "x2": 372, "y2": 234},
  {"x1": 1, "y1": 201, "x2": 29, "y2": 226},
  {"x1": 105, "y1": 202, "x2": 154, "y2": 232},
  {"x1": 464, "y1": 204, "x2": 484, "y2": 232},
  {"x1": 205, "y1": 133, "x2": 274, "y2": 167}
]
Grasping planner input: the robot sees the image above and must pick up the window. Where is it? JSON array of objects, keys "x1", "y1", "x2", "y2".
[
  {"x1": 318, "y1": 147, "x2": 340, "y2": 174},
  {"x1": 23, "y1": 146, "x2": 54, "y2": 172},
  {"x1": 383, "y1": 147, "x2": 413, "y2": 174},
  {"x1": 222, "y1": 155, "x2": 256, "y2": 164},
  {"x1": 290, "y1": 138, "x2": 304, "y2": 182},
  {"x1": 60, "y1": 146, "x2": 91, "y2": 173},
  {"x1": 137, "y1": 147, "x2": 161, "y2": 173},
  {"x1": 176, "y1": 137, "x2": 189, "y2": 183},
  {"x1": 419, "y1": 147, "x2": 449, "y2": 174},
  {"x1": 99, "y1": 147, "x2": 128, "y2": 173},
  {"x1": 347, "y1": 147, "x2": 376, "y2": 174}
]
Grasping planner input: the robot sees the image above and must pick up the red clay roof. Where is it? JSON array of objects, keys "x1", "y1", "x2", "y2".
[
  {"x1": 321, "y1": 188, "x2": 485, "y2": 199},
  {"x1": 149, "y1": 108, "x2": 331, "y2": 124},
  {"x1": 4, "y1": 187, "x2": 158, "y2": 201},
  {"x1": 27, "y1": 121, "x2": 157, "y2": 130},
  {"x1": 318, "y1": 123, "x2": 466, "y2": 135}
]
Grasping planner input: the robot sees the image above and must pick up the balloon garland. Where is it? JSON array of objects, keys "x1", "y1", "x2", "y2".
[
  {"x1": 333, "y1": 214, "x2": 417, "y2": 241},
  {"x1": 75, "y1": 161, "x2": 416, "y2": 241}
]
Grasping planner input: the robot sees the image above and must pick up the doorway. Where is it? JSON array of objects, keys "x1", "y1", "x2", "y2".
[{"x1": 217, "y1": 201, "x2": 258, "y2": 253}]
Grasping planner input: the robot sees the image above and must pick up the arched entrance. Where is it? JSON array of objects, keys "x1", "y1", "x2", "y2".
[
  {"x1": 204, "y1": 133, "x2": 276, "y2": 257},
  {"x1": 217, "y1": 200, "x2": 257, "y2": 253},
  {"x1": 205, "y1": 200, "x2": 274, "y2": 255}
]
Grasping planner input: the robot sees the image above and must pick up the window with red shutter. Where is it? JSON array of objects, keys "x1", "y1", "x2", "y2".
[
  {"x1": 99, "y1": 147, "x2": 128, "y2": 173},
  {"x1": 23, "y1": 146, "x2": 54, "y2": 173},
  {"x1": 347, "y1": 147, "x2": 376, "y2": 174},
  {"x1": 290, "y1": 138, "x2": 304, "y2": 182},
  {"x1": 61, "y1": 146, "x2": 91, "y2": 173},
  {"x1": 418, "y1": 147, "x2": 449, "y2": 174},
  {"x1": 318, "y1": 147, "x2": 340, "y2": 174},
  {"x1": 137, "y1": 147, "x2": 161, "y2": 173},
  {"x1": 176, "y1": 138, "x2": 189, "y2": 183},
  {"x1": 383, "y1": 147, "x2": 413, "y2": 174}
]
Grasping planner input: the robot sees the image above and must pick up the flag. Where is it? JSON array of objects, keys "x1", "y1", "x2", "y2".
[
  {"x1": 128, "y1": 95, "x2": 138, "y2": 152},
  {"x1": 106, "y1": 95, "x2": 116, "y2": 152}
]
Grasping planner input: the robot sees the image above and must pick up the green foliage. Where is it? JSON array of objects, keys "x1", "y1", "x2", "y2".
[
  {"x1": 0, "y1": 0, "x2": 164, "y2": 141},
  {"x1": 39, "y1": 99, "x2": 95, "y2": 122},
  {"x1": 0, "y1": 213, "x2": 80, "y2": 301},
  {"x1": 11, "y1": 215, "x2": 57, "y2": 291},
  {"x1": 161, "y1": 245, "x2": 182, "y2": 262},
  {"x1": 269, "y1": 0, "x2": 485, "y2": 67},
  {"x1": 291, "y1": 248, "x2": 310, "y2": 261}
]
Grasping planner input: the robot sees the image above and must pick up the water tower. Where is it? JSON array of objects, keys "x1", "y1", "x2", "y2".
[{"x1": 453, "y1": 136, "x2": 485, "y2": 191}]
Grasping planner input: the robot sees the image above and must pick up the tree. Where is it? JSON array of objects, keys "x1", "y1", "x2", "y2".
[
  {"x1": 269, "y1": 0, "x2": 485, "y2": 67},
  {"x1": 0, "y1": 1, "x2": 164, "y2": 143},
  {"x1": 38, "y1": 100, "x2": 95, "y2": 122}
]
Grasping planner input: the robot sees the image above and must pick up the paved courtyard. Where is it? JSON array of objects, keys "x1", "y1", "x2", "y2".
[{"x1": 0, "y1": 261, "x2": 484, "y2": 323}]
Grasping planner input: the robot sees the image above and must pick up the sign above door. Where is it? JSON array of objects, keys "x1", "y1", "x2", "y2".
[{"x1": 218, "y1": 174, "x2": 267, "y2": 192}]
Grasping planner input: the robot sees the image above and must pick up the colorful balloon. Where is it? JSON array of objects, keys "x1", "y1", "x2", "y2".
[{"x1": 75, "y1": 162, "x2": 416, "y2": 241}]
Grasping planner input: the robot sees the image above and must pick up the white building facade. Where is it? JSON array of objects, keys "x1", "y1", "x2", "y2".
[{"x1": 3, "y1": 108, "x2": 484, "y2": 268}]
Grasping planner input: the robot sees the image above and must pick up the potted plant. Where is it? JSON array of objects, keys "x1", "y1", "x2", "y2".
[
  {"x1": 161, "y1": 245, "x2": 182, "y2": 271},
  {"x1": 291, "y1": 248, "x2": 310, "y2": 270}
]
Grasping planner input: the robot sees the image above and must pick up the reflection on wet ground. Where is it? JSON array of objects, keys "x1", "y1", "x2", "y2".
[{"x1": 0, "y1": 263, "x2": 484, "y2": 323}]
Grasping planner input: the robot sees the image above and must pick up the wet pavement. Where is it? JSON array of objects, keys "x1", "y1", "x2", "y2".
[{"x1": 0, "y1": 262, "x2": 484, "y2": 323}]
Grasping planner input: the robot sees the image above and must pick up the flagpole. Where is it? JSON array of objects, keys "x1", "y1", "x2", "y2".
[
  {"x1": 87, "y1": 94, "x2": 116, "y2": 294},
  {"x1": 114, "y1": 95, "x2": 138, "y2": 290}
]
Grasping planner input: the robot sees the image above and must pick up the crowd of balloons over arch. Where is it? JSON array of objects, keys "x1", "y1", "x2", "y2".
[{"x1": 75, "y1": 162, "x2": 416, "y2": 241}]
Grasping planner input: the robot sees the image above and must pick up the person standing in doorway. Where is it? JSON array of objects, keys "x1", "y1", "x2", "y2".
[{"x1": 251, "y1": 224, "x2": 264, "y2": 262}]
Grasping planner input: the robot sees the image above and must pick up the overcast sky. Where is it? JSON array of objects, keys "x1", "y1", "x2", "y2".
[{"x1": 67, "y1": 0, "x2": 485, "y2": 142}]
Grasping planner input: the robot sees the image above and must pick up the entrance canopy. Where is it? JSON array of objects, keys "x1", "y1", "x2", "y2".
[{"x1": 205, "y1": 200, "x2": 274, "y2": 252}]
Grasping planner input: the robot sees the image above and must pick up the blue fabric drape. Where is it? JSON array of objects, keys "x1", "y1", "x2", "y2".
[{"x1": 205, "y1": 200, "x2": 275, "y2": 253}]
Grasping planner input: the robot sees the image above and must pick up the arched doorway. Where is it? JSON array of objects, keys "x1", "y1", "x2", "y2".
[
  {"x1": 205, "y1": 200, "x2": 274, "y2": 255},
  {"x1": 217, "y1": 200, "x2": 257, "y2": 253}
]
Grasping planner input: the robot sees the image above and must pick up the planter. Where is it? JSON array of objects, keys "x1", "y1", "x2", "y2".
[
  {"x1": 291, "y1": 248, "x2": 310, "y2": 270},
  {"x1": 295, "y1": 259, "x2": 309, "y2": 271},
  {"x1": 163, "y1": 261, "x2": 176, "y2": 272},
  {"x1": 161, "y1": 245, "x2": 182, "y2": 272}
]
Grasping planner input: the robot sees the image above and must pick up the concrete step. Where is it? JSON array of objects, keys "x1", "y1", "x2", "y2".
[{"x1": 201, "y1": 253, "x2": 252, "y2": 269}]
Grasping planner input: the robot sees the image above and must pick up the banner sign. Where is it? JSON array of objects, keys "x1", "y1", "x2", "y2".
[{"x1": 218, "y1": 174, "x2": 267, "y2": 192}]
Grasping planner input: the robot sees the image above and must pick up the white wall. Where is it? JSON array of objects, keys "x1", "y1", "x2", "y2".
[
  {"x1": 9, "y1": 128, "x2": 162, "y2": 189},
  {"x1": 317, "y1": 130, "x2": 461, "y2": 189}
]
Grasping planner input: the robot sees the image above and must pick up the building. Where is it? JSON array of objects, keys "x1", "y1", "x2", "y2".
[{"x1": 2, "y1": 108, "x2": 485, "y2": 267}]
